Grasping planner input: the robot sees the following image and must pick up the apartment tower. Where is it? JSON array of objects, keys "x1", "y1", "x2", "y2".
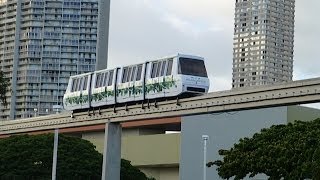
[
  {"x1": 0, "y1": 0, "x2": 110, "y2": 120},
  {"x1": 232, "y1": 0, "x2": 295, "y2": 89}
]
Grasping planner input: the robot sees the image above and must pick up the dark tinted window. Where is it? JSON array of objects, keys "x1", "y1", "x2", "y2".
[
  {"x1": 166, "y1": 59, "x2": 173, "y2": 76},
  {"x1": 71, "y1": 78, "x2": 77, "y2": 92},
  {"x1": 127, "y1": 67, "x2": 132, "y2": 82},
  {"x1": 136, "y1": 65, "x2": 142, "y2": 81},
  {"x1": 78, "y1": 78, "x2": 83, "y2": 91},
  {"x1": 122, "y1": 68, "x2": 128, "y2": 83},
  {"x1": 103, "y1": 72, "x2": 108, "y2": 86},
  {"x1": 96, "y1": 73, "x2": 105, "y2": 88},
  {"x1": 108, "y1": 70, "x2": 114, "y2": 86},
  {"x1": 156, "y1": 61, "x2": 162, "y2": 77},
  {"x1": 83, "y1": 76, "x2": 88, "y2": 90},
  {"x1": 178, "y1": 58, "x2": 207, "y2": 77},
  {"x1": 151, "y1": 62, "x2": 157, "y2": 78},
  {"x1": 131, "y1": 66, "x2": 136, "y2": 81},
  {"x1": 160, "y1": 61, "x2": 166, "y2": 76}
]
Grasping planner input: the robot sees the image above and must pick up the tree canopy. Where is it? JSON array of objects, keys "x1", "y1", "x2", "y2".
[
  {"x1": 208, "y1": 118, "x2": 320, "y2": 180},
  {"x1": 0, "y1": 134, "x2": 154, "y2": 180},
  {"x1": 0, "y1": 71, "x2": 9, "y2": 107}
]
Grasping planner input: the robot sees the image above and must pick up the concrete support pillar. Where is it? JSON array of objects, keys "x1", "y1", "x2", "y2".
[{"x1": 101, "y1": 121, "x2": 122, "y2": 180}]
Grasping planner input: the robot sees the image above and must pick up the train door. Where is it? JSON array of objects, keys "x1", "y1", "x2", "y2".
[
  {"x1": 115, "y1": 67, "x2": 122, "y2": 104},
  {"x1": 91, "y1": 72, "x2": 104, "y2": 107},
  {"x1": 134, "y1": 64, "x2": 144, "y2": 101},
  {"x1": 163, "y1": 58, "x2": 179, "y2": 97},
  {"x1": 117, "y1": 66, "x2": 133, "y2": 103},
  {"x1": 80, "y1": 75, "x2": 90, "y2": 109},
  {"x1": 146, "y1": 60, "x2": 167, "y2": 99},
  {"x1": 105, "y1": 69, "x2": 115, "y2": 105},
  {"x1": 128, "y1": 66, "x2": 136, "y2": 101}
]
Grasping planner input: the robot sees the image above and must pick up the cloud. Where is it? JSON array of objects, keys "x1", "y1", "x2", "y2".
[{"x1": 108, "y1": 0, "x2": 320, "y2": 95}]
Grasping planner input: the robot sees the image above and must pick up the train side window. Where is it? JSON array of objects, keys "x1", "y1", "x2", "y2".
[
  {"x1": 78, "y1": 77, "x2": 83, "y2": 91},
  {"x1": 75, "y1": 78, "x2": 79, "y2": 91},
  {"x1": 100, "y1": 73, "x2": 105, "y2": 87},
  {"x1": 131, "y1": 66, "x2": 136, "y2": 81},
  {"x1": 151, "y1": 62, "x2": 157, "y2": 78},
  {"x1": 127, "y1": 67, "x2": 132, "y2": 82},
  {"x1": 108, "y1": 70, "x2": 114, "y2": 86},
  {"x1": 156, "y1": 61, "x2": 162, "y2": 77},
  {"x1": 101, "y1": 73, "x2": 105, "y2": 87},
  {"x1": 136, "y1": 65, "x2": 142, "y2": 81},
  {"x1": 122, "y1": 68, "x2": 128, "y2": 83},
  {"x1": 83, "y1": 76, "x2": 88, "y2": 90},
  {"x1": 160, "y1": 61, "x2": 166, "y2": 76},
  {"x1": 71, "y1": 78, "x2": 77, "y2": 92},
  {"x1": 166, "y1": 59, "x2": 173, "y2": 76},
  {"x1": 95, "y1": 74, "x2": 101, "y2": 88},
  {"x1": 103, "y1": 72, "x2": 109, "y2": 86}
]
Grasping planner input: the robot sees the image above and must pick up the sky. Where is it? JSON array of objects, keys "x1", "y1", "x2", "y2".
[{"x1": 107, "y1": 0, "x2": 319, "y2": 92}]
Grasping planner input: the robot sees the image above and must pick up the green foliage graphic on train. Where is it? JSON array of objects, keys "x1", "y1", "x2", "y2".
[
  {"x1": 91, "y1": 88, "x2": 115, "y2": 102},
  {"x1": 117, "y1": 76, "x2": 177, "y2": 97},
  {"x1": 65, "y1": 94, "x2": 89, "y2": 106},
  {"x1": 65, "y1": 76, "x2": 177, "y2": 106}
]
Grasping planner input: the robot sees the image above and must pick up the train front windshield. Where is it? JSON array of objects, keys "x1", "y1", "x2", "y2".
[{"x1": 178, "y1": 57, "x2": 208, "y2": 77}]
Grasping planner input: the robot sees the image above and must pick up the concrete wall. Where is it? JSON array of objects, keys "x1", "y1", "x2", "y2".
[
  {"x1": 287, "y1": 105, "x2": 320, "y2": 123},
  {"x1": 82, "y1": 130, "x2": 180, "y2": 180},
  {"x1": 180, "y1": 107, "x2": 288, "y2": 180}
]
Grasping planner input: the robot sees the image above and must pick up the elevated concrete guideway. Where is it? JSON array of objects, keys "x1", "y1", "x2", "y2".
[{"x1": 2, "y1": 77, "x2": 320, "y2": 135}]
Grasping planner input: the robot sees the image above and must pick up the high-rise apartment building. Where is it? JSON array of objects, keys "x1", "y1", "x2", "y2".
[
  {"x1": 0, "y1": 0, "x2": 109, "y2": 120},
  {"x1": 232, "y1": 0, "x2": 295, "y2": 89}
]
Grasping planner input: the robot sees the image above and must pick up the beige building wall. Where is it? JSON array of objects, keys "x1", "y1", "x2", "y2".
[
  {"x1": 82, "y1": 129, "x2": 180, "y2": 180},
  {"x1": 121, "y1": 133, "x2": 180, "y2": 166}
]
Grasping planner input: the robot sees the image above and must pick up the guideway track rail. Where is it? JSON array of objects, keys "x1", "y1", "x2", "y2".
[{"x1": 2, "y1": 77, "x2": 320, "y2": 135}]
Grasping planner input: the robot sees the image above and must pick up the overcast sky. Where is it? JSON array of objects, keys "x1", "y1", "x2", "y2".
[{"x1": 107, "y1": 0, "x2": 319, "y2": 92}]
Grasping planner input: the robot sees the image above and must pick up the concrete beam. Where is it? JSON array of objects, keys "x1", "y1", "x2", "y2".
[{"x1": 3, "y1": 77, "x2": 320, "y2": 134}]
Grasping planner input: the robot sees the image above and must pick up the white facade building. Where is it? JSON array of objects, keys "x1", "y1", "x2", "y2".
[
  {"x1": 232, "y1": 0, "x2": 295, "y2": 89},
  {"x1": 0, "y1": 0, "x2": 110, "y2": 120}
]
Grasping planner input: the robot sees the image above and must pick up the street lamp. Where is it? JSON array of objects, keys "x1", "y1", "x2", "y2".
[{"x1": 202, "y1": 135, "x2": 209, "y2": 180}]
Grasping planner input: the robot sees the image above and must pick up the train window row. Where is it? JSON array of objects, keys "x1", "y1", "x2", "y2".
[
  {"x1": 151, "y1": 59, "x2": 173, "y2": 78},
  {"x1": 95, "y1": 70, "x2": 114, "y2": 88},
  {"x1": 71, "y1": 76, "x2": 88, "y2": 92},
  {"x1": 122, "y1": 64, "x2": 143, "y2": 83}
]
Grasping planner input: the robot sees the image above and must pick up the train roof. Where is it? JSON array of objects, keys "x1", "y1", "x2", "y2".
[
  {"x1": 154, "y1": 53, "x2": 205, "y2": 61},
  {"x1": 70, "y1": 53, "x2": 205, "y2": 76},
  {"x1": 69, "y1": 72, "x2": 93, "y2": 79},
  {"x1": 122, "y1": 53, "x2": 205, "y2": 66}
]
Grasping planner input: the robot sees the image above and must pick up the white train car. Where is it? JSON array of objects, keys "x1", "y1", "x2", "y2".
[
  {"x1": 63, "y1": 72, "x2": 92, "y2": 110},
  {"x1": 63, "y1": 54, "x2": 210, "y2": 111}
]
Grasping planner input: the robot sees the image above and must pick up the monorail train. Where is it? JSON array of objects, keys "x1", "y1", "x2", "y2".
[{"x1": 63, "y1": 54, "x2": 210, "y2": 111}]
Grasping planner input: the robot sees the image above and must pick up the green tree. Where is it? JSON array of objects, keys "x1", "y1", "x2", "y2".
[
  {"x1": 208, "y1": 118, "x2": 320, "y2": 180},
  {"x1": 121, "y1": 159, "x2": 155, "y2": 180},
  {"x1": 0, "y1": 71, "x2": 9, "y2": 107},
  {"x1": 0, "y1": 134, "x2": 155, "y2": 180}
]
